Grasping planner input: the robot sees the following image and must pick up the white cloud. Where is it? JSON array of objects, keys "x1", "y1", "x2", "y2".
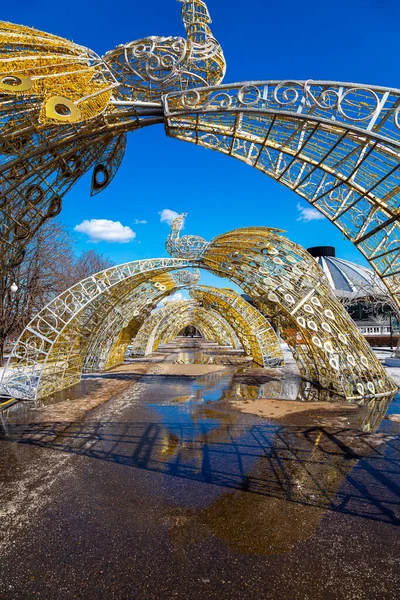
[
  {"x1": 74, "y1": 219, "x2": 136, "y2": 243},
  {"x1": 163, "y1": 292, "x2": 184, "y2": 304},
  {"x1": 296, "y1": 203, "x2": 325, "y2": 223},
  {"x1": 159, "y1": 209, "x2": 180, "y2": 226},
  {"x1": 157, "y1": 292, "x2": 184, "y2": 308},
  {"x1": 134, "y1": 219, "x2": 147, "y2": 225}
]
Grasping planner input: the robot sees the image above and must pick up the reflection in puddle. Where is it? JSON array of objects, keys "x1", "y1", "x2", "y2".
[
  {"x1": 150, "y1": 372, "x2": 236, "y2": 441},
  {"x1": 1, "y1": 379, "x2": 102, "y2": 423},
  {"x1": 155, "y1": 374, "x2": 400, "y2": 555},
  {"x1": 1, "y1": 344, "x2": 399, "y2": 561},
  {"x1": 172, "y1": 351, "x2": 214, "y2": 364},
  {"x1": 150, "y1": 362, "x2": 398, "y2": 436}
]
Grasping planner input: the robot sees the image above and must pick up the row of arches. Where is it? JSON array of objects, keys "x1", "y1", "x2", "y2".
[
  {"x1": 131, "y1": 287, "x2": 283, "y2": 366},
  {"x1": 0, "y1": 222, "x2": 396, "y2": 402},
  {"x1": 131, "y1": 300, "x2": 240, "y2": 357}
]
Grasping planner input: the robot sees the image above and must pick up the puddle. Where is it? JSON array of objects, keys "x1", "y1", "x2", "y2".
[
  {"x1": 3, "y1": 344, "x2": 399, "y2": 436},
  {"x1": 1, "y1": 341, "x2": 399, "y2": 564},
  {"x1": 0, "y1": 379, "x2": 103, "y2": 423},
  {"x1": 170, "y1": 351, "x2": 214, "y2": 364},
  {"x1": 149, "y1": 371, "x2": 235, "y2": 437},
  {"x1": 149, "y1": 356, "x2": 399, "y2": 435}
]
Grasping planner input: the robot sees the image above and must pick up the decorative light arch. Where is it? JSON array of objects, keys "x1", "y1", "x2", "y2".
[
  {"x1": 166, "y1": 215, "x2": 396, "y2": 399},
  {"x1": 163, "y1": 82, "x2": 400, "y2": 308},
  {"x1": 132, "y1": 286, "x2": 283, "y2": 366},
  {"x1": 190, "y1": 286, "x2": 283, "y2": 366},
  {"x1": 205, "y1": 233, "x2": 395, "y2": 397},
  {"x1": 1, "y1": 219, "x2": 396, "y2": 402},
  {"x1": 1, "y1": 0, "x2": 399, "y2": 315},
  {"x1": 81, "y1": 271, "x2": 193, "y2": 373},
  {"x1": 132, "y1": 299, "x2": 241, "y2": 357},
  {"x1": 145, "y1": 300, "x2": 240, "y2": 352},
  {"x1": 0, "y1": 258, "x2": 195, "y2": 399}
]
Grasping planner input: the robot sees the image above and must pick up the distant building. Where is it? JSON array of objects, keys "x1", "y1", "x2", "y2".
[{"x1": 307, "y1": 246, "x2": 399, "y2": 347}]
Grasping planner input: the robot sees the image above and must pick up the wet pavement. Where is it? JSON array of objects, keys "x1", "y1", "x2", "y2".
[{"x1": 0, "y1": 339, "x2": 399, "y2": 599}]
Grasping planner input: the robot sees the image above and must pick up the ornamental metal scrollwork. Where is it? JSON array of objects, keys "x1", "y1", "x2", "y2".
[
  {"x1": 0, "y1": 1, "x2": 224, "y2": 270},
  {"x1": 165, "y1": 212, "x2": 208, "y2": 259},
  {"x1": 1, "y1": 2, "x2": 400, "y2": 402},
  {"x1": 2, "y1": 217, "x2": 396, "y2": 402},
  {"x1": 2, "y1": 1, "x2": 400, "y2": 316}
]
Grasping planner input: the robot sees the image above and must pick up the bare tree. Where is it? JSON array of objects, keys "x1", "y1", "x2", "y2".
[
  {"x1": 66, "y1": 249, "x2": 113, "y2": 288},
  {"x1": 0, "y1": 222, "x2": 113, "y2": 366}
]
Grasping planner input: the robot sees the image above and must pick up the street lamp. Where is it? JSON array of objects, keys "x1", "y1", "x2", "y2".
[{"x1": 10, "y1": 282, "x2": 18, "y2": 294}]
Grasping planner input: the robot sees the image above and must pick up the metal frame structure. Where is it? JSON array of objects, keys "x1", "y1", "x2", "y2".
[
  {"x1": 0, "y1": 0, "x2": 399, "y2": 314},
  {"x1": 0, "y1": 259, "x2": 195, "y2": 399},
  {"x1": 0, "y1": 2, "x2": 398, "y2": 403},
  {"x1": 0, "y1": 1, "x2": 225, "y2": 269},
  {"x1": 164, "y1": 81, "x2": 400, "y2": 309},
  {"x1": 190, "y1": 286, "x2": 283, "y2": 366},
  {"x1": 132, "y1": 299, "x2": 241, "y2": 357},
  {"x1": 132, "y1": 286, "x2": 283, "y2": 366},
  {"x1": 1, "y1": 216, "x2": 396, "y2": 402},
  {"x1": 138, "y1": 300, "x2": 239, "y2": 353},
  {"x1": 168, "y1": 214, "x2": 396, "y2": 399}
]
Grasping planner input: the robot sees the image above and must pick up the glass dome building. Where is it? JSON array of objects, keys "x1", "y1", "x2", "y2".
[
  {"x1": 307, "y1": 246, "x2": 398, "y2": 345},
  {"x1": 307, "y1": 246, "x2": 387, "y2": 300}
]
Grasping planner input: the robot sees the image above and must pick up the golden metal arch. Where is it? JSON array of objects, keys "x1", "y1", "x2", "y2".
[
  {"x1": 164, "y1": 82, "x2": 400, "y2": 308},
  {"x1": 1, "y1": 219, "x2": 396, "y2": 402},
  {"x1": 1, "y1": 0, "x2": 400, "y2": 311},
  {"x1": 151, "y1": 301, "x2": 239, "y2": 351},
  {"x1": 83, "y1": 271, "x2": 185, "y2": 373},
  {"x1": 132, "y1": 299, "x2": 241, "y2": 357},
  {"x1": 190, "y1": 286, "x2": 283, "y2": 366},
  {"x1": 197, "y1": 224, "x2": 396, "y2": 399},
  {"x1": 0, "y1": 258, "x2": 195, "y2": 399},
  {"x1": 0, "y1": 1, "x2": 225, "y2": 269}
]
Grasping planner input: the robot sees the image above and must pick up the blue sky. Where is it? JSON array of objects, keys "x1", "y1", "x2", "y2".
[{"x1": 5, "y1": 0, "x2": 399, "y2": 289}]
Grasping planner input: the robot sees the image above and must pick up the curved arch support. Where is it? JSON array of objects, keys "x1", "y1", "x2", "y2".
[
  {"x1": 132, "y1": 299, "x2": 239, "y2": 357},
  {"x1": 0, "y1": 258, "x2": 195, "y2": 399},
  {"x1": 155, "y1": 307, "x2": 237, "y2": 351},
  {"x1": 191, "y1": 286, "x2": 283, "y2": 366},
  {"x1": 83, "y1": 272, "x2": 184, "y2": 372},
  {"x1": 164, "y1": 80, "x2": 400, "y2": 308},
  {"x1": 156, "y1": 307, "x2": 234, "y2": 350},
  {"x1": 3, "y1": 222, "x2": 397, "y2": 402},
  {"x1": 198, "y1": 226, "x2": 396, "y2": 399}
]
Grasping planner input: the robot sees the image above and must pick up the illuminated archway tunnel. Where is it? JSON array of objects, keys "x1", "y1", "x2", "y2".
[
  {"x1": 1, "y1": 259, "x2": 194, "y2": 399},
  {"x1": 146, "y1": 301, "x2": 239, "y2": 351},
  {"x1": 131, "y1": 299, "x2": 242, "y2": 358},
  {"x1": 190, "y1": 286, "x2": 283, "y2": 367},
  {"x1": 0, "y1": 220, "x2": 395, "y2": 402},
  {"x1": 163, "y1": 81, "x2": 400, "y2": 310},
  {"x1": 169, "y1": 216, "x2": 396, "y2": 400},
  {"x1": 131, "y1": 288, "x2": 282, "y2": 366}
]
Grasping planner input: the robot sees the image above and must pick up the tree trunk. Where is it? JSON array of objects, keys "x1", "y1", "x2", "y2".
[{"x1": 0, "y1": 338, "x2": 5, "y2": 368}]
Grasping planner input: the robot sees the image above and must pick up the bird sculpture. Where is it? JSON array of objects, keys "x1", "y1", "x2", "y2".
[
  {"x1": 165, "y1": 212, "x2": 208, "y2": 259},
  {"x1": 0, "y1": 0, "x2": 225, "y2": 269}
]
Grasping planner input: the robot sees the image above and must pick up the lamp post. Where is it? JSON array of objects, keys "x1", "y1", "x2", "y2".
[{"x1": 10, "y1": 282, "x2": 18, "y2": 294}]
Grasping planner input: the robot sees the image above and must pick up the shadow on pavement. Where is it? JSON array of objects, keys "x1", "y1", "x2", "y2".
[{"x1": 1, "y1": 420, "x2": 399, "y2": 526}]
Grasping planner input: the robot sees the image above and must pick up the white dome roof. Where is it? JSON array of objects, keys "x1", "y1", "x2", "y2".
[{"x1": 308, "y1": 247, "x2": 387, "y2": 300}]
